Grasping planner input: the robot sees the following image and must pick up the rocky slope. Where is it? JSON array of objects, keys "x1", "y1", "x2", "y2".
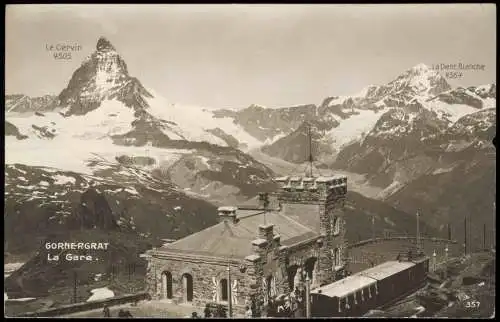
[
  {"x1": 4, "y1": 187, "x2": 155, "y2": 299},
  {"x1": 4, "y1": 163, "x2": 218, "y2": 258}
]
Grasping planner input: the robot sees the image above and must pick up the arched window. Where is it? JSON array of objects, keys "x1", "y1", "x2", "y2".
[
  {"x1": 287, "y1": 265, "x2": 299, "y2": 291},
  {"x1": 161, "y1": 271, "x2": 173, "y2": 299},
  {"x1": 304, "y1": 257, "x2": 317, "y2": 281},
  {"x1": 332, "y1": 247, "x2": 341, "y2": 267},
  {"x1": 266, "y1": 275, "x2": 273, "y2": 299},
  {"x1": 182, "y1": 273, "x2": 194, "y2": 303},
  {"x1": 220, "y1": 278, "x2": 228, "y2": 302},
  {"x1": 331, "y1": 217, "x2": 340, "y2": 235}
]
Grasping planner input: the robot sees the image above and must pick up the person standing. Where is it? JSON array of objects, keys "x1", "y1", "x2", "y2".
[
  {"x1": 245, "y1": 306, "x2": 253, "y2": 318},
  {"x1": 102, "y1": 304, "x2": 111, "y2": 317},
  {"x1": 204, "y1": 304, "x2": 212, "y2": 318}
]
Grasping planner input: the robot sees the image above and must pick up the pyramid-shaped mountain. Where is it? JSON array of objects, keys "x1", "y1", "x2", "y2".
[{"x1": 58, "y1": 37, "x2": 153, "y2": 116}]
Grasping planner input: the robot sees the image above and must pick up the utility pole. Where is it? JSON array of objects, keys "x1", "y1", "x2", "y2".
[
  {"x1": 259, "y1": 192, "x2": 269, "y2": 225},
  {"x1": 432, "y1": 250, "x2": 437, "y2": 272},
  {"x1": 153, "y1": 248, "x2": 158, "y2": 296},
  {"x1": 371, "y1": 215, "x2": 375, "y2": 240},
  {"x1": 484, "y1": 223, "x2": 487, "y2": 251},
  {"x1": 416, "y1": 211, "x2": 421, "y2": 253},
  {"x1": 448, "y1": 224, "x2": 452, "y2": 241},
  {"x1": 227, "y1": 261, "x2": 233, "y2": 318},
  {"x1": 464, "y1": 217, "x2": 467, "y2": 256},
  {"x1": 307, "y1": 122, "x2": 313, "y2": 177},
  {"x1": 73, "y1": 270, "x2": 77, "y2": 304},
  {"x1": 493, "y1": 201, "x2": 496, "y2": 250},
  {"x1": 305, "y1": 275, "x2": 311, "y2": 318}
]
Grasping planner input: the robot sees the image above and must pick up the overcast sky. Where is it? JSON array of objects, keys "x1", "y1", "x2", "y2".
[{"x1": 5, "y1": 4, "x2": 496, "y2": 109}]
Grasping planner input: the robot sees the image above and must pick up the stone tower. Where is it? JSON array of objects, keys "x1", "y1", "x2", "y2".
[{"x1": 273, "y1": 175, "x2": 348, "y2": 285}]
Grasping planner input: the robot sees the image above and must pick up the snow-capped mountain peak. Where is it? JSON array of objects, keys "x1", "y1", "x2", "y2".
[
  {"x1": 388, "y1": 63, "x2": 451, "y2": 97},
  {"x1": 58, "y1": 37, "x2": 149, "y2": 116},
  {"x1": 96, "y1": 36, "x2": 116, "y2": 52},
  {"x1": 410, "y1": 63, "x2": 432, "y2": 73}
]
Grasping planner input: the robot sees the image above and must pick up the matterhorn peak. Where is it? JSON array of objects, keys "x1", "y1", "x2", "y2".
[
  {"x1": 96, "y1": 37, "x2": 116, "y2": 52},
  {"x1": 57, "y1": 35, "x2": 153, "y2": 116}
]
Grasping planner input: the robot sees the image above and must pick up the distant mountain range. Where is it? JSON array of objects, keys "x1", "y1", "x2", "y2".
[{"x1": 5, "y1": 37, "x2": 495, "y2": 301}]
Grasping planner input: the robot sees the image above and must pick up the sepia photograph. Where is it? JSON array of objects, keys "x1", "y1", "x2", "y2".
[{"x1": 4, "y1": 3, "x2": 496, "y2": 318}]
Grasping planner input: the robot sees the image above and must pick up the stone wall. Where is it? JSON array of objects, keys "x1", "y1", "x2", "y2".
[
  {"x1": 273, "y1": 176, "x2": 349, "y2": 286},
  {"x1": 144, "y1": 227, "x2": 324, "y2": 317},
  {"x1": 146, "y1": 254, "x2": 254, "y2": 315},
  {"x1": 246, "y1": 223, "x2": 288, "y2": 312},
  {"x1": 325, "y1": 186, "x2": 348, "y2": 282}
]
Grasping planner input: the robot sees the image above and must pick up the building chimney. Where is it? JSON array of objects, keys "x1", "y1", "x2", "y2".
[
  {"x1": 259, "y1": 224, "x2": 274, "y2": 242},
  {"x1": 218, "y1": 206, "x2": 238, "y2": 223}
]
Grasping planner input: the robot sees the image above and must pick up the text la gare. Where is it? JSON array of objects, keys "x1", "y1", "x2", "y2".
[{"x1": 48, "y1": 253, "x2": 96, "y2": 261}]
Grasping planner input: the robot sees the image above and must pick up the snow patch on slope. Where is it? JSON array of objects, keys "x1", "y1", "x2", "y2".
[
  {"x1": 327, "y1": 108, "x2": 386, "y2": 148},
  {"x1": 145, "y1": 90, "x2": 263, "y2": 149},
  {"x1": 10, "y1": 99, "x2": 135, "y2": 139},
  {"x1": 5, "y1": 135, "x2": 191, "y2": 175},
  {"x1": 425, "y1": 100, "x2": 481, "y2": 123},
  {"x1": 86, "y1": 287, "x2": 115, "y2": 302}
]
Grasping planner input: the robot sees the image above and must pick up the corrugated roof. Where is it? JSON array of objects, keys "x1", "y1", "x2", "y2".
[
  {"x1": 159, "y1": 211, "x2": 319, "y2": 259},
  {"x1": 358, "y1": 261, "x2": 415, "y2": 280},
  {"x1": 312, "y1": 275, "x2": 376, "y2": 298},
  {"x1": 311, "y1": 260, "x2": 416, "y2": 299}
]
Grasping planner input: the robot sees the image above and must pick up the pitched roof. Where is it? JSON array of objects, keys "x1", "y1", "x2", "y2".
[
  {"x1": 312, "y1": 275, "x2": 377, "y2": 299},
  {"x1": 159, "y1": 209, "x2": 319, "y2": 259},
  {"x1": 358, "y1": 261, "x2": 416, "y2": 280}
]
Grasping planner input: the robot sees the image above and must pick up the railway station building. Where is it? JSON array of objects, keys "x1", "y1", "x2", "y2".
[{"x1": 143, "y1": 175, "x2": 349, "y2": 315}]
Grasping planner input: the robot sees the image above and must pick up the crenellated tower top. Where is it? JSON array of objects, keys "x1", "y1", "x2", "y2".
[{"x1": 272, "y1": 175, "x2": 348, "y2": 203}]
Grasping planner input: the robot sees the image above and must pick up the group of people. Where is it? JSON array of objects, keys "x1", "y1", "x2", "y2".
[
  {"x1": 102, "y1": 305, "x2": 133, "y2": 318},
  {"x1": 99, "y1": 286, "x2": 309, "y2": 318},
  {"x1": 202, "y1": 303, "x2": 228, "y2": 318},
  {"x1": 267, "y1": 287, "x2": 306, "y2": 318},
  {"x1": 241, "y1": 287, "x2": 306, "y2": 318}
]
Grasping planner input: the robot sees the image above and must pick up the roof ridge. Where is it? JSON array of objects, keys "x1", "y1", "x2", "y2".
[{"x1": 165, "y1": 222, "x2": 224, "y2": 248}]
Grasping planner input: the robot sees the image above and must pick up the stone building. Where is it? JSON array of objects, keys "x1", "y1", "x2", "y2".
[{"x1": 143, "y1": 175, "x2": 348, "y2": 315}]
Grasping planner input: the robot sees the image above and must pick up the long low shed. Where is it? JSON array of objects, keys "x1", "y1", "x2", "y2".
[
  {"x1": 310, "y1": 260, "x2": 424, "y2": 317},
  {"x1": 358, "y1": 261, "x2": 416, "y2": 280}
]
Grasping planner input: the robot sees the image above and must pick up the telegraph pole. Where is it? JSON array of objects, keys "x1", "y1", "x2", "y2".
[
  {"x1": 153, "y1": 248, "x2": 158, "y2": 295},
  {"x1": 464, "y1": 217, "x2": 468, "y2": 256},
  {"x1": 305, "y1": 275, "x2": 311, "y2": 318},
  {"x1": 227, "y1": 261, "x2": 233, "y2": 318},
  {"x1": 484, "y1": 223, "x2": 487, "y2": 251},
  {"x1": 73, "y1": 270, "x2": 77, "y2": 304},
  {"x1": 493, "y1": 201, "x2": 496, "y2": 250},
  {"x1": 416, "y1": 211, "x2": 421, "y2": 253},
  {"x1": 307, "y1": 122, "x2": 314, "y2": 177},
  {"x1": 371, "y1": 215, "x2": 375, "y2": 240}
]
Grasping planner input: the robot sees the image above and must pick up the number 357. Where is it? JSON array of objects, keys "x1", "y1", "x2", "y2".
[{"x1": 465, "y1": 300, "x2": 480, "y2": 308}]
